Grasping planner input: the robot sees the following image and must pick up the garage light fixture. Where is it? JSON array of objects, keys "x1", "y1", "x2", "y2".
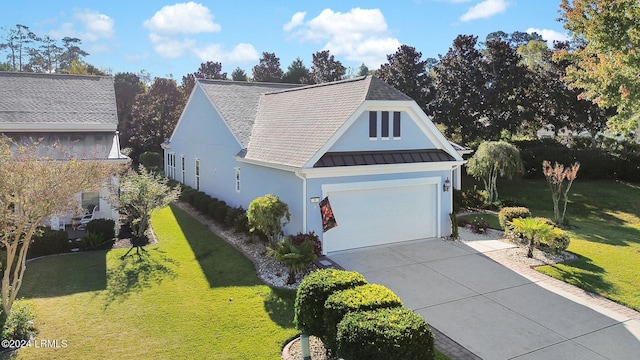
[
  {"x1": 310, "y1": 197, "x2": 320, "y2": 203},
  {"x1": 443, "y1": 177, "x2": 451, "y2": 192}
]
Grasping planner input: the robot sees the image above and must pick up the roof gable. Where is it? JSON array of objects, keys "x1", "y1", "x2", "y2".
[
  {"x1": 197, "y1": 80, "x2": 302, "y2": 147},
  {"x1": 0, "y1": 72, "x2": 118, "y2": 131}
]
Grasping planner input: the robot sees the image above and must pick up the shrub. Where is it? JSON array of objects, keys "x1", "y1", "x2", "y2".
[
  {"x1": 180, "y1": 187, "x2": 197, "y2": 202},
  {"x1": 291, "y1": 232, "x2": 322, "y2": 256},
  {"x1": 323, "y1": 284, "x2": 403, "y2": 351},
  {"x1": 81, "y1": 232, "x2": 108, "y2": 250},
  {"x1": 185, "y1": 189, "x2": 199, "y2": 205},
  {"x1": 450, "y1": 213, "x2": 459, "y2": 239},
  {"x1": 337, "y1": 307, "x2": 435, "y2": 360},
  {"x1": 539, "y1": 227, "x2": 571, "y2": 254},
  {"x1": 233, "y1": 208, "x2": 249, "y2": 234},
  {"x1": 267, "y1": 236, "x2": 317, "y2": 284},
  {"x1": 498, "y1": 207, "x2": 532, "y2": 229},
  {"x1": 460, "y1": 186, "x2": 488, "y2": 209},
  {"x1": 192, "y1": 191, "x2": 208, "y2": 210},
  {"x1": 207, "y1": 199, "x2": 221, "y2": 220},
  {"x1": 469, "y1": 217, "x2": 489, "y2": 234},
  {"x1": 28, "y1": 227, "x2": 69, "y2": 258},
  {"x1": 1, "y1": 300, "x2": 38, "y2": 344},
  {"x1": 138, "y1": 151, "x2": 164, "y2": 169},
  {"x1": 197, "y1": 194, "x2": 214, "y2": 214},
  {"x1": 214, "y1": 201, "x2": 228, "y2": 224},
  {"x1": 225, "y1": 206, "x2": 245, "y2": 229},
  {"x1": 294, "y1": 269, "x2": 367, "y2": 340},
  {"x1": 85, "y1": 218, "x2": 116, "y2": 241}
]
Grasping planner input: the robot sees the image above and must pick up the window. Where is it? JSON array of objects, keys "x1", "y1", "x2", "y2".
[
  {"x1": 393, "y1": 111, "x2": 401, "y2": 139},
  {"x1": 167, "y1": 153, "x2": 176, "y2": 179},
  {"x1": 81, "y1": 192, "x2": 100, "y2": 212},
  {"x1": 369, "y1": 111, "x2": 377, "y2": 139},
  {"x1": 381, "y1": 111, "x2": 389, "y2": 139},
  {"x1": 195, "y1": 159, "x2": 200, "y2": 191},
  {"x1": 235, "y1": 168, "x2": 241, "y2": 193},
  {"x1": 181, "y1": 155, "x2": 186, "y2": 184}
]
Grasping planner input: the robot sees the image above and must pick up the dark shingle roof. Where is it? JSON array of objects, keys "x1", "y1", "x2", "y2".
[{"x1": 0, "y1": 72, "x2": 118, "y2": 130}]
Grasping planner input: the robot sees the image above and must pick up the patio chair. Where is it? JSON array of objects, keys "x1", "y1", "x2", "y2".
[{"x1": 77, "y1": 206, "x2": 98, "y2": 230}]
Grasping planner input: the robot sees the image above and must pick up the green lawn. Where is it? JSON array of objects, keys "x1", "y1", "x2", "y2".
[
  {"x1": 467, "y1": 178, "x2": 640, "y2": 311},
  {"x1": 10, "y1": 205, "x2": 297, "y2": 359},
  {"x1": 7, "y1": 204, "x2": 450, "y2": 359}
]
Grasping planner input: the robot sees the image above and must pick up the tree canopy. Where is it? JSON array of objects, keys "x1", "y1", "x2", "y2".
[
  {"x1": 282, "y1": 57, "x2": 311, "y2": 84},
  {"x1": 252, "y1": 52, "x2": 283, "y2": 83},
  {"x1": 466, "y1": 141, "x2": 524, "y2": 203},
  {"x1": 310, "y1": 50, "x2": 346, "y2": 84},
  {"x1": 558, "y1": 0, "x2": 640, "y2": 135}
]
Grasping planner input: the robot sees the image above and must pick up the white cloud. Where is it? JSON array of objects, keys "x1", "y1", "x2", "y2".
[
  {"x1": 149, "y1": 33, "x2": 196, "y2": 58},
  {"x1": 460, "y1": 0, "x2": 509, "y2": 22},
  {"x1": 47, "y1": 9, "x2": 116, "y2": 53},
  {"x1": 143, "y1": 2, "x2": 221, "y2": 35},
  {"x1": 192, "y1": 43, "x2": 259, "y2": 63},
  {"x1": 74, "y1": 9, "x2": 115, "y2": 41},
  {"x1": 526, "y1": 27, "x2": 570, "y2": 45},
  {"x1": 287, "y1": 8, "x2": 401, "y2": 68},
  {"x1": 283, "y1": 12, "x2": 306, "y2": 32}
]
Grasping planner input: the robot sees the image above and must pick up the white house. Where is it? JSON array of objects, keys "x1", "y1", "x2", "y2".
[
  {"x1": 164, "y1": 76, "x2": 465, "y2": 253},
  {"x1": 0, "y1": 71, "x2": 130, "y2": 228}
]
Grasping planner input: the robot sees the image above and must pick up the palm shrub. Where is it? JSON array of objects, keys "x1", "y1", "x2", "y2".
[
  {"x1": 510, "y1": 217, "x2": 554, "y2": 258},
  {"x1": 337, "y1": 307, "x2": 435, "y2": 360},
  {"x1": 323, "y1": 284, "x2": 403, "y2": 352},
  {"x1": 498, "y1": 206, "x2": 531, "y2": 241},
  {"x1": 294, "y1": 269, "x2": 367, "y2": 340},
  {"x1": 267, "y1": 236, "x2": 317, "y2": 284}
]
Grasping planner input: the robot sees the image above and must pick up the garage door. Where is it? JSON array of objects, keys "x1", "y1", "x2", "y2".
[{"x1": 322, "y1": 179, "x2": 438, "y2": 253}]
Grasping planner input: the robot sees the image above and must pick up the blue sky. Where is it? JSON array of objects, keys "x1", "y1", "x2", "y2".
[{"x1": 3, "y1": 0, "x2": 569, "y2": 79}]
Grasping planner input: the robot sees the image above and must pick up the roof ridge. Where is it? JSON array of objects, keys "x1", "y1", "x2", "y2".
[
  {"x1": 197, "y1": 78, "x2": 304, "y2": 88},
  {"x1": 0, "y1": 71, "x2": 112, "y2": 80},
  {"x1": 264, "y1": 75, "x2": 369, "y2": 95}
]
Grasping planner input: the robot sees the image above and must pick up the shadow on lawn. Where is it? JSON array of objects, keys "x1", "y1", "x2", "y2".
[
  {"x1": 542, "y1": 254, "x2": 614, "y2": 296},
  {"x1": 263, "y1": 288, "x2": 296, "y2": 328},
  {"x1": 171, "y1": 204, "x2": 262, "y2": 288},
  {"x1": 103, "y1": 248, "x2": 178, "y2": 307}
]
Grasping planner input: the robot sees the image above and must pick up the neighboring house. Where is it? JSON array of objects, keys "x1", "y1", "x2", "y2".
[
  {"x1": 0, "y1": 71, "x2": 130, "y2": 228},
  {"x1": 163, "y1": 76, "x2": 465, "y2": 253}
]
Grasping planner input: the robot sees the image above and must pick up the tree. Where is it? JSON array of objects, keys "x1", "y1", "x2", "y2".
[
  {"x1": 0, "y1": 137, "x2": 117, "y2": 330},
  {"x1": 114, "y1": 72, "x2": 145, "y2": 150},
  {"x1": 466, "y1": 141, "x2": 523, "y2": 203},
  {"x1": 128, "y1": 77, "x2": 186, "y2": 158},
  {"x1": 58, "y1": 37, "x2": 89, "y2": 72},
  {"x1": 118, "y1": 167, "x2": 180, "y2": 246},
  {"x1": 282, "y1": 57, "x2": 312, "y2": 84},
  {"x1": 357, "y1": 63, "x2": 370, "y2": 76},
  {"x1": 310, "y1": 50, "x2": 346, "y2": 84},
  {"x1": 231, "y1": 67, "x2": 248, "y2": 81},
  {"x1": 542, "y1": 160, "x2": 580, "y2": 225},
  {"x1": 558, "y1": 0, "x2": 640, "y2": 134},
  {"x1": 247, "y1": 194, "x2": 290, "y2": 244},
  {"x1": 377, "y1": 45, "x2": 433, "y2": 112},
  {"x1": 510, "y1": 217, "x2": 554, "y2": 258},
  {"x1": 252, "y1": 52, "x2": 283, "y2": 83},
  {"x1": 430, "y1": 35, "x2": 487, "y2": 143},
  {"x1": 482, "y1": 39, "x2": 533, "y2": 140},
  {"x1": 181, "y1": 61, "x2": 227, "y2": 95},
  {"x1": 1, "y1": 24, "x2": 37, "y2": 71}
]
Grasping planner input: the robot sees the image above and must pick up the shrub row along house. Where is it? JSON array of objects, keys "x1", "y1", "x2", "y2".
[
  {"x1": 0, "y1": 72, "x2": 130, "y2": 228},
  {"x1": 164, "y1": 76, "x2": 466, "y2": 253}
]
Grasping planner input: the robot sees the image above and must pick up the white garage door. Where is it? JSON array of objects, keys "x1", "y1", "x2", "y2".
[{"x1": 323, "y1": 179, "x2": 438, "y2": 253}]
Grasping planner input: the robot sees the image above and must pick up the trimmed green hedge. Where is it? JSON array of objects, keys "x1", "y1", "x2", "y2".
[
  {"x1": 28, "y1": 227, "x2": 69, "y2": 258},
  {"x1": 337, "y1": 307, "x2": 435, "y2": 360},
  {"x1": 293, "y1": 269, "x2": 367, "y2": 339},
  {"x1": 498, "y1": 206, "x2": 531, "y2": 229},
  {"x1": 323, "y1": 284, "x2": 403, "y2": 351},
  {"x1": 85, "y1": 218, "x2": 115, "y2": 241}
]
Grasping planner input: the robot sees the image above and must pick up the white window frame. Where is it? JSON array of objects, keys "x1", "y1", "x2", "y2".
[
  {"x1": 181, "y1": 155, "x2": 186, "y2": 184},
  {"x1": 167, "y1": 153, "x2": 176, "y2": 179},
  {"x1": 195, "y1": 158, "x2": 200, "y2": 191},
  {"x1": 234, "y1": 167, "x2": 241, "y2": 193}
]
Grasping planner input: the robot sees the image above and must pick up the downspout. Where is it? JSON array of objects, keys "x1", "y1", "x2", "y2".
[{"x1": 295, "y1": 171, "x2": 307, "y2": 233}]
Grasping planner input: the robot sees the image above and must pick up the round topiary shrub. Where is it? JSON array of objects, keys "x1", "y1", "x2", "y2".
[
  {"x1": 323, "y1": 283, "x2": 403, "y2": 351},
  {"x1": 337, "y1": 307, "x2": 435, "y2": 360},
  {"x1": 294, "y1": 269, "x2": 368, "y2": 340},
  {"x1": 498, "y1": 206, "x2": 531, "y2": 229},
  {"x1": 539, "y1": 227, "x2": 571, "y2": 254}
]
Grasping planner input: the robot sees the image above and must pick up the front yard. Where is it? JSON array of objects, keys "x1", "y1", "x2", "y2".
[
  {"x1": 9, "y1": 205, "x2": 297, "y2": 359},
  {"x1": 465, "y1": 179, "x2": 640, "y2": 311}
]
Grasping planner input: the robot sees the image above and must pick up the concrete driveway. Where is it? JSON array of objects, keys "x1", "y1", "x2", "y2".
[{"x1": 327, "y1": 235, "x2": 640, "y2": 360}]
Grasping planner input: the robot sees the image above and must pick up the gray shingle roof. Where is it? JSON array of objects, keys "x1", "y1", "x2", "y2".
[
  {"x1": 244, "y1": 76, "x2": 413, "y2": 167},
  {"x1": 0, "y1": 72, "x2": 118, "y2": 130},
  {"x1": 198, "y1": 80, "x2": 303, "y2": 147},
  {"x1": 196, "y1": 76, "x2": 420, "y2": 168}
]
